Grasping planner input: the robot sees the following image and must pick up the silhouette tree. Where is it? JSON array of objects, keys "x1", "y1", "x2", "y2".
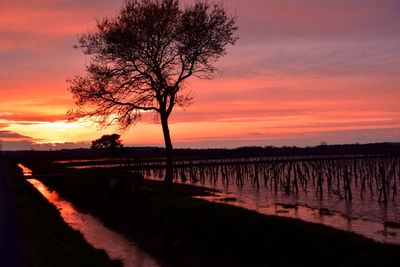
[
  {"x1": 91, "y1": 134, "x2": 123, "y2": 149},
  {"x1": 68, "y1": 0, "x2": 238, "y2": 184}
]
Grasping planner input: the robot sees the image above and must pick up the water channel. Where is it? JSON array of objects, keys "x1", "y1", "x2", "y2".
[{"x1": 19, "y1": 164, "x2": 160, "y2": 267}]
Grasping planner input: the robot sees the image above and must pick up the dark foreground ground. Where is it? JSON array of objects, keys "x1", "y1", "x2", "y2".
[
  {"x1": 21, "y1": 161, "x2": 400, "y2": 267},
  {"x1": 0, "y1": 161, "x2": 21, "y2": 267},
  {"x1": 5, "y1": 162, "x2": 121, "y2": 267}
]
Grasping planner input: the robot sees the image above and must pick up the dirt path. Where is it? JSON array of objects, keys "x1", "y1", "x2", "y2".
[{"x1": 0, "y1": 161, "x2": 22, "y2": 267}]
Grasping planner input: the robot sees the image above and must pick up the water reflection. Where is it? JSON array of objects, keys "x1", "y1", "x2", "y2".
[
  {"x1": 25, "y1": 178, "x2": 160, "y2": 267},
  {"x1": 34, "y1": 158, "x2": 400, "y2": 245},
  {"x1": 18, "y1": 163, "x2": 32, "y2": 176},
  {"x1": 196, "y1": 192, "x2": 400, "y2": 244}
]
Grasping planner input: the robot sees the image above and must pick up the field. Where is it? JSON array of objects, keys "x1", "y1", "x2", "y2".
[{"x1": 13, "y1": 144, "x2": 399, "y2": 266}]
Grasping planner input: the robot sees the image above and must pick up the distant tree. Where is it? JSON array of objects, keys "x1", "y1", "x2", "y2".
[
  {"x1": 91, "y1": 134, "x2": 123, "y2": 149},
  {"x1": 68, "y1": 0, "x2": 238, "y2": 184}
]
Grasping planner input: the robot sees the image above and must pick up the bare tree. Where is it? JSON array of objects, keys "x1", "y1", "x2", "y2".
[{"x1": 68, "y1": 0, "x2": 238, "y2": 184}]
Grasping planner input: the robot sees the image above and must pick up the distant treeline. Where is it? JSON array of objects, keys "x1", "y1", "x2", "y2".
[{"x1": 2, "y1": 142, "x2": 400, "y2": 161}]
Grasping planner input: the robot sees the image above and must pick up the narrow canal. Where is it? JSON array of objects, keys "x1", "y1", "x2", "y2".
[{"x1": 19, "y1": 164, "x2": 160, "y2": 267}]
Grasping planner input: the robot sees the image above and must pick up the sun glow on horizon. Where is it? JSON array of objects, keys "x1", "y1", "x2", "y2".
[{"x1": 3, "y1": 119, "x2": 114, "y2": 143}]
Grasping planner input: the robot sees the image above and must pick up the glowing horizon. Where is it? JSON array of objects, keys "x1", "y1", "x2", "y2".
[{"x1": 1, "y1": 0, "x2": 400, "y2": 150}]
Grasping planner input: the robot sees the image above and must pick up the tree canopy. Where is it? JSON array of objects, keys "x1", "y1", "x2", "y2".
[
  {"x1": 69, "y1": 0, "x2": 238, "y2": 183},
  {"x1": 91, "y1": 134, "x2": 123, "y2": 149}
]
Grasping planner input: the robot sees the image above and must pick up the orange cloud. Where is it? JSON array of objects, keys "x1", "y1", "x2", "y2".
[{"x1": 1, "y1": 0, "x2": 400, "y2": 149}]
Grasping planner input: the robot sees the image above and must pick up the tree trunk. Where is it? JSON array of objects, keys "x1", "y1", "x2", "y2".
[{"x1": 161, "y1": 113, "x2": 174, "y2": 185}]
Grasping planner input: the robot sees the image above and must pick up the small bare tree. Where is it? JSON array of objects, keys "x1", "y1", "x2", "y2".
[{"x1": 68, "y1": 0, "x2": 238, "y2": 184}]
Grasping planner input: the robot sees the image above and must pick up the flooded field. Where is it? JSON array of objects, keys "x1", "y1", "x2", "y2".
[{"x1": 59, "y1": 155, "x2": 400, "y2": 244}]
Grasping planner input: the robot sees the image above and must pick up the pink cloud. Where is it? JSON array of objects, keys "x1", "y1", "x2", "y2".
[{"x1": 1, "y1": 0, "x2": 400, "y2": 148}]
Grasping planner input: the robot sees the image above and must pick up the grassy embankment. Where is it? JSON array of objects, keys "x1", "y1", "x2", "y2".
[
  {"x1": 29, "y1": 163, "x2": 400, "y2": 267},
  {"x1": 6, "y1": 162, "x2": 121, "y2": 267}
]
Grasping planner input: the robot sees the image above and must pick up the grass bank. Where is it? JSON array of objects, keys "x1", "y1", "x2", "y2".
[
  {"x1": 6, "y1": 162, "x2": 121, "y2": 267},
  {"x1": 33, "y1": 166, "x2": 400, "y2": 267}
]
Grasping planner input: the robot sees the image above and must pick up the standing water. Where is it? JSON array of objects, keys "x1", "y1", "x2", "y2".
[
  {"x1": 59, "y1": 156, "x2": 400, "y2": 244},
  {"x1": 18, "y1": 164, "x2": 160, "y2": 267}
]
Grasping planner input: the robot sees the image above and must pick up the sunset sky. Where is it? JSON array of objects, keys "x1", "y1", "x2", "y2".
[{"x1": 1, "y1": 0, "x2": 400, "y2": 150}]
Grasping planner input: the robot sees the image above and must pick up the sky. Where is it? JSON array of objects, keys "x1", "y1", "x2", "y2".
[{"x1": 1, "y1": 0, "x2": 400, "y2": 150}]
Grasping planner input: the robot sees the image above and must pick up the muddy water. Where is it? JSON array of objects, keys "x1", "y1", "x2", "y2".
[{"x1": 20, "y1": 165, "x2": 160, "y2": 267}]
